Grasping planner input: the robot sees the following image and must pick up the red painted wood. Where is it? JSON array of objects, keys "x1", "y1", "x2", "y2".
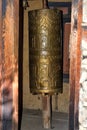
[
  {"x1": 0, "y1": 1, "x2": 2, "y2": 129},
  {"x1": 0, "y1": 1, "x2": 23, "y2": 130},
  {"x1": 74, "y1": 1, "x2": 82, "y2": 128},
  {"x1": 69, "y1": 0, "x2": 82, "y2": 130}
]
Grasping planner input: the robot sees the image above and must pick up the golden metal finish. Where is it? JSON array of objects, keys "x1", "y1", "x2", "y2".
[{"x1": 28, "y1": 9, "x2": 63, "y2": 94}]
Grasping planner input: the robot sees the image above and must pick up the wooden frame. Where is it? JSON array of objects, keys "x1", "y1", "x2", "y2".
[
  {"x1": 69, "y1": 0, "x2": 82, "y2": 130},
  {"x1": 0, "y1": 1, "x2": 23, "y2": 130}
]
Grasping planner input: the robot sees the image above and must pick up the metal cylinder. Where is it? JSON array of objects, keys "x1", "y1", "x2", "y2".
[{"x1": 28, "y1": 9, "x2": 63, "y2": 94}]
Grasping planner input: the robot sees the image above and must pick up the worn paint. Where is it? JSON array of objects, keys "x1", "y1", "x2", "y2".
[
  {"x1": 69, "y1": 1, "x2": 78, "y2": 129},
  {"x1": 0, "y1": 1, "x2": 2, "y2": 130},
  {"x1": 0, "y1": 0, "x2": 21, "y2": 130},
  {"x1": 69, "y1": 0, "x2": 82, "y2": 130},
  {"x1": 74, "y1": 1, "x2": 82, "y2": 128}
]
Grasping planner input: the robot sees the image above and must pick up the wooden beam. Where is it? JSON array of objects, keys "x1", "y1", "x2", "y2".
[
  {"x1": 0, "y1": 0, "x2": 2, "y2": 129},
  {"x1": 0, "y1": 0, "x2": 23, "y2": 130},
  {"x1": 69, "y1": 0, "x2": 82, "y2": 130}
]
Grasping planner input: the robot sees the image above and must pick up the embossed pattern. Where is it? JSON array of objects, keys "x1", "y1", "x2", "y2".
[{"x1": 29, "y1": 9, "x2": 63, "y2": 94}]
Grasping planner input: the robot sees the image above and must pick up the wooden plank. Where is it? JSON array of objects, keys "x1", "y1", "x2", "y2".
[
  {"x1": 69, "y1": 0, "x2": 82, "y2": 130},
  {"x1": 0, "y1": 0, "x2": 23, "y2": 130},
  {"x1": 74, "y1": 1, "x2": 82, "y2": 129},
  {"x1": 0, "y1": 0, "x2": 2, "y2": 129},
  {"x1": 63, "y1": 23, "x2": 71, "y2": 74}
]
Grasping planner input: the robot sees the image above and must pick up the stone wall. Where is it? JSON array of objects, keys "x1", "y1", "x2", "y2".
[
  {"x1": 79, "y1": 38, "x2": 87, "y2": 130},
  {"x1": 79, "y1": 0, "x2": 87, "y2": 129}
]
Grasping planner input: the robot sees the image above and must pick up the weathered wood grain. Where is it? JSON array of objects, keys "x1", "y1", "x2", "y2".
[
  {"x1": 0, "y1": 0, "x2": 23, "y2": 130},
  {"x1": 69, "y1": 0, "x2": 82, "y2": 130}
]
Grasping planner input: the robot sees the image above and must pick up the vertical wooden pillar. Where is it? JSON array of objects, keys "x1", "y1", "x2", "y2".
[
  {"x1": 0, "y1": 1, "x2": 2, "y2": 129},
  {"x1": 0, "y1": 0, "x2": 23, "y2": 130},
  {"x1": 69, "y1": 0, "x2": 82, "y2": 130}
]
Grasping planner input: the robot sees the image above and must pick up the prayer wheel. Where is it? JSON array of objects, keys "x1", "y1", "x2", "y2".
[{"x1": 28, "y1": 8, "x2": 63, "y2": 94}]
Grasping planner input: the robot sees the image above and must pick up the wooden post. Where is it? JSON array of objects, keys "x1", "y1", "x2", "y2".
[
  {"x1": 42, "y1": 95, "x2": 52, "y2": 129},
  {"x1": 0, "y1": 1, "x2": 2, "y2": 129},
  {"x1": 0, "y1": 0, "x2": 23, "y2": 130},
  {"x1": 69, "y1": 0, "x2": 82, "y2": 130},
  {"x1": 19, "y1": 1, "x2": 24, "y2": 130}
]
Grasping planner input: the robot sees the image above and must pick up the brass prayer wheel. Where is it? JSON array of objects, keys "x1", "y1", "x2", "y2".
[{"x1": 28, "y1": 9, "x2": 63, "y2": 94}]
